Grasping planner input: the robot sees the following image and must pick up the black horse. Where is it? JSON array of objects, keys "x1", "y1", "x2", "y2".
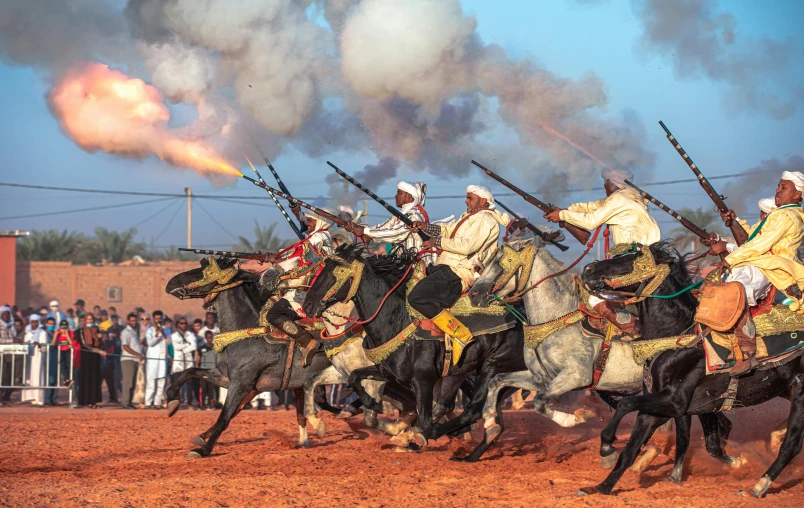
[
  {"x1": 165, "y1": 257, "x2": 335, "y2": 457},
  {"x1": 580, "y1": 241, "x2": 804, "y2": 497},
  {"x1": 303, "y1": 245, "x2": 525, "y2": 451}
]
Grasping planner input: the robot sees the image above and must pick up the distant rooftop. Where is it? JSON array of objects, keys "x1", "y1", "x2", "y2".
[{"x1": 0, "y1": 230, "x2": 30, "y2": 237}]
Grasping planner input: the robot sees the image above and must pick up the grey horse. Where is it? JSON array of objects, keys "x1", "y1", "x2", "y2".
[{"x1": 465, "y1": 239, "x2": 740, "y2": 480}]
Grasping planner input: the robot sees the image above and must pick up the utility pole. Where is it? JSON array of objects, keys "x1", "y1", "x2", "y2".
[{"x1": 185, "y1": 187, "x2": 192, "y2": 248}]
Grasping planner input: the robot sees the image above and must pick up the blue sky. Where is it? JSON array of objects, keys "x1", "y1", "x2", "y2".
[{"x1": 1, "y1": 0, "x2": 802, "y2": 260}]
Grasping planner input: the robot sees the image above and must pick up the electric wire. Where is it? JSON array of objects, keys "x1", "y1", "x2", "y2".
[
  {"x1": 151, "y1": 200, "x2": 185, "y2": 244},
  {"x1": 0, "y1": 197, "x2": 174, "y2": 221},
  {"x1": 194, "y1": 198, "x2": 239, "y2": 241}
]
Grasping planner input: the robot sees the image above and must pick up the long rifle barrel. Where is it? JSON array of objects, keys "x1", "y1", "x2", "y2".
[
  {"x1": 471, "y1": 160, "x2": 591, "y2": 245},
  {"x1": 658, "y1": 120, "x2": 748, "y2": 245},
  {"x1": 496, "y1": 199, "x2": 569, "y2": 252},
  {"x1": 178, "y1": 248, "x2": 277, "y2": 264},
  {"x1": 622, "y1": 181, "x2": 710, "y2": 240},
  {"x1": 240, "y1": 175, "x2": 347, "y2": 227},
  {"x1": 245, "y1": 157, "x2": 304, "y2": 240},
  {"x1": 327, "y1": 161, "x2": 431, "y2": 240}
]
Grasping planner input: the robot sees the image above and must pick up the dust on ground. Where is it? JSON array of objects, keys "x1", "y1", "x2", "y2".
[{"x1": 0, "y1": 398, "x2": 801, "y2": 507}]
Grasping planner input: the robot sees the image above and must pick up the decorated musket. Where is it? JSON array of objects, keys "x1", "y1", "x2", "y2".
[
  {"x1": 179, "y1": 248, "x2": 278, "y2": 264},
  {"x1": 659, "y1": 120, "x2": 748, "y2": 245},
  {"x1": 327, "y1": 161, "x2": 431, "y2": 241},
  {"x1": 623, "y1": 180, "x2": 724, "y2": 260},
  {"x1": 245, "y1": 157, "x2": 305, "y2": 240},
  {"x1": 471, "y1": 160, "x2": 591, "y2": 245},
  {"x1": 496, "y1": 199, "x2": 569, "y2": 251},
  {"x1": 240, "y1": 175, "x2": 349, "y2": 228}
]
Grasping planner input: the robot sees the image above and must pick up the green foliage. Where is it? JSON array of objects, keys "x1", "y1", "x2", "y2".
[
  {"x1": 669, "y1": 207, "x2": 724, "y2": 252},
  {"x1": 232, "y1": 221, "x2": 290, "y2": 253},
  {"x1": 18, "y1": 227, "x2": 146, "y2": 264},
  {"x1": 17, "y1": 229, "x2": 87, "y2": 261}
]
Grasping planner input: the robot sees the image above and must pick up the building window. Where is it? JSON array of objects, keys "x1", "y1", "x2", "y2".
[{"x1": 106, "y1": 286, "x2": 123, "y2": 302}]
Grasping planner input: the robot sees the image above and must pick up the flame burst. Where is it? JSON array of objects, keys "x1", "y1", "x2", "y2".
[{"x1": 48, "y1": 62, "x2": 241, "y2": 177}]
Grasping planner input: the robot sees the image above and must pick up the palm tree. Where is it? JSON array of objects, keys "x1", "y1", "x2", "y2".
[
  {"x1": 80, "y1": 227, "x2": 148, "y2": 264},
  {"x1": 669, "y1": 207, "x2": 724, "y2": 253},
  {"x1": 17, "y1": 230, "x2": 87, "y2": 261},
  {"x1": 232, "y1": 221, "x2": 290, "y2": 253}
]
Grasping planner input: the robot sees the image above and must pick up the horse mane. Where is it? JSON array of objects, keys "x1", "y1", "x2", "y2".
[
  {"x1": 649, "y1": 240, "x2": 695, "y2": 289},
  {"x1": 641, "y1": 240, "x2": 697, "y2": 338},
  {"x1": 333, "y1": 244, "x2": 416, "y2": 286},
  {"x1": 532, "y1": 243, "x2": 576, "y2": 295}
]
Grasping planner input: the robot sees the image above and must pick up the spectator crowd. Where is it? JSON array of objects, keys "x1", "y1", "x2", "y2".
[{"x1": 0, "y1": 299, "x2": 222, "y2": 410}]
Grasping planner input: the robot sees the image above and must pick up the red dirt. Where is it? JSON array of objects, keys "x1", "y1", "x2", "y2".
[{"x1": 0, "y1": 398, "x2": 802, "y2": 507}]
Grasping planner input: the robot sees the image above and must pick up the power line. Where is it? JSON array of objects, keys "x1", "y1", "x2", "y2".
[
  {"x1": 0, "y1": 197, "x2": 174, "y2": 221},
  {"x1": 129, "y1": 198, "x2": 183, "y2": 229},
  {"x1": 0, "y1": 168, "x2": 775, "y2": 201},
  {"x1": 152, "y1": 200, "x2": 185, "y2": 244},
  {"x1": 194, "y1": 198, "x2": 238, "y2": 241}
]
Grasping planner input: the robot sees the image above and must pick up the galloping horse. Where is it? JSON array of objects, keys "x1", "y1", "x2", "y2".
[
  {"x1": 467, "y1": 238, "x2": 734, "y2": 473},
  {"x1": 303, "y1": 245, "x2": 525, "y2": 451},
  {"x1": 579, "y1": 241, "x2": 804, "y2": 497},
  {"x1": 165, "y1": 257, "x2": 334, "y2": 457}
]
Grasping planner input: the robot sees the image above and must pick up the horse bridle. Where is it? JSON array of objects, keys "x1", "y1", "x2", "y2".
[
  {"x1": 179, "y1": 257, "x2": 245, "y2": 304},
  {"x1": 321, "y1": 257, "x2": 364, "y2": 304},
  {"x1": 490, "y1": 243, "x2": 537, "y2": 295},
  {"x1": 590, "y1": 244, "x2": 671, "y2": 304}
]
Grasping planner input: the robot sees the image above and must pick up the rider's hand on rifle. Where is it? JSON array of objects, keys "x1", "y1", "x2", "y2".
[
  {"x1": 701, "y1": 231, "x2": 720, "y2": 247},
  {"x1": 715, "y1": 259, "x2": 731, "y2": 274},
  {"x1": 422, "y1": 238, "x2": 438, "y2": 250},
  {"x1": 408, "y1": 221, "x2": 426, "y2": 232},
  {"x1": 720, "y1": 209, "x2": 737, "y2": 224},
  {"x1": 344, "y1": 222, "x2": 365, "y2": 236},
  {"x1": 707, "y1": 240, "x2": 729, "y2": 256},
  {"x1": 544, "y1": 209, "x2": 563, "y2": 223}
]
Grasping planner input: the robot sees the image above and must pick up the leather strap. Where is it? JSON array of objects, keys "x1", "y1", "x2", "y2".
[
  {"x1": 448, "y1": 208, "x2": 492, "y2": 239},
  {"x1": 589, "y1": 322, "x2": 615, "y2": 389},
  {"x1": 280, "y1": 339, "x2": 295, "y2": 391}
]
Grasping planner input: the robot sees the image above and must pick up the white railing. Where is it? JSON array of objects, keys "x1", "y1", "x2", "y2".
[{"x1": 0, "y1": 343, "x2": 74, "y2": 407}]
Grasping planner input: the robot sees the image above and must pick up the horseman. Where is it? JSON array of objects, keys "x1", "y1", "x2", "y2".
[
  {"x1": 408, "y1": 185, "x2": 510, "y2": 363},
  {"x1": 545, "y1": 167, "x2": 661, "y2": 337},
  {"x1": 708, "y1": 172, "x2": 804, "y2": 375},
  {"x1": 261, "y1": 209, "x2": 335, "y2": 364},
  {"x1": 344, "y1": 181, "x2": 430, "y2": 258}
]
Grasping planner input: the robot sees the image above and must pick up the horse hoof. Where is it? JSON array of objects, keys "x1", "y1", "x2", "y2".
[
  {"x1": 573, "y1": 407, "x2": 596, "y2": 424},
  {"x1": 394, "y1": 446, "x2": 419, "y2": 453},
  {"x1": 601, "y1": 452, "x2": 618, "y2": 469},
  {"x1": 167, "y1": 400, "x2": 180, "y2": 417},
  {"x1": 450, "y1": 455, "x2": 468, "y2": 462},
  {"x1": 187, "y1": 450, "x2": 203, "y2": 459},
  {"x1": 336, "y1": 409, "x2": 354, "y2": 420},
  {"x1": 297, "y1": 439, "x2": 309, "y2": 448},
  {"x1": 485, "y1": 424, "x2": 502, "y2": 445},
  {"x1": 576, "y1": 486, "x2": 604, "y2": 496},
  {"x1": 749, "y1": 476, "x2": 771, "y2": 498},
  {"x1": 389, "y1": 430, "x2": 413, "y2": 447},
  {"x1": 668, "y1": 472, "x2": 682, "y2": 484},
  {"x1": 190, "y1": 435, "x2": 206, "y2": 447},
  {"x1": 728, "y1": 455, "x2": 747, "y2": 469},
  {"x1": 311, "y1": 418, "x2": 327, "y2": 438},
  {"x1": 410, "y1": 432, "x2": 427, "y2": 449},
  {"x1": 630, "y1": 445, "x2": 660, "y2": 474}
]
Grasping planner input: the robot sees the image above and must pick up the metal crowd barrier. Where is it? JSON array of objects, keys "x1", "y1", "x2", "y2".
[{"x1": 0, "y1": 343, "x2": 74, "y2": 407}]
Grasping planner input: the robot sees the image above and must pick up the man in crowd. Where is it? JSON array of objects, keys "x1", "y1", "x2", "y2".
[
  {"x1": 197, "y1": 330, "x2": 217, "y2": 409},
  {"x1": 144, "y1": 314, "x2": 168, "y2": 408},
  {"x1": 47, "y1": 301, "x2": 69, "y2": 330},
  {"x1": 199, "y1": 312, "x2": 220, "y2": 338},
  {"x1": 120, "y1": 313, "x2": 143, "y2": 409},
  {"x1": 101, "y1": 329, "x2": 120, "y2": 404},
  {"x1": 171, "y1": 317, "x2": 197, "y2": 408}
]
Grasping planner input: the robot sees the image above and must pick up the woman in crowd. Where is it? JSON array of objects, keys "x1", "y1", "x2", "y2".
[{"x1": 75, "y1": 313, "x2": 105, "y2": 408}]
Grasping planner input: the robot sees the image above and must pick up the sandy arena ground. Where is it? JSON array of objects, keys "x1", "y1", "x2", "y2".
[{"x1": 0, "y1": 398, "x2": 802, "y2": 507}]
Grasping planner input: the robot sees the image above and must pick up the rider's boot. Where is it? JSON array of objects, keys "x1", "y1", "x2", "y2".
[
  {"x1": 431, "y1": 310, "x2": 474, "y2": 365},
  {"x1": 592, "y1": 300, "x2": 641, "y2": 339},
  {"x1": 729, "y1": 306, "x2": 758, "y2": 377},
  {"x1": 278, "y1": 319, "x2": 318, "y2": 367}
]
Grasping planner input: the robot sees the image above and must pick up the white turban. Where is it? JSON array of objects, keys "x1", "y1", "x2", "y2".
[
  {"x1": 29, "y1": 314, "x2": 40, "y2": 322},
  {"x1": 758, "y1": 198, "x2": 776, "y2": 214},
  {"x1": 49, "y1": 300, "x2": 59, "y2": 308},
  {"x1": 304, "y1": 209, "x2": 333, "y2": 230},
  {"x1": 601, "y1": 167, "x2": 635, "y2": 189},
  {"x1": 397, "y1": 181, "x2": 427, "y2": 207},
  {"x1": 466, "y1": 185, "x2": 495, "y2": 209},
  {"x1": 781, "y1": 171, "x2": 804, "y2": 193},
  {"x1": 338, "y1": 206, "x2": 355, "y2": 220}
]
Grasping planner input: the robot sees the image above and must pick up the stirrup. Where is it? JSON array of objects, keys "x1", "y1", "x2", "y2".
[{"x1": 729, "y1": 355, "x2": 758, "y2": 377}]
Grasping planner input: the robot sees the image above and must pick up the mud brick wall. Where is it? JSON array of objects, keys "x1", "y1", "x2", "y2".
[{"x1": 16, "y1": 261, "x2": 208, "y2": 321}]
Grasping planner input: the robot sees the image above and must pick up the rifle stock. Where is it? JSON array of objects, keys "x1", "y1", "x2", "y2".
[
  {"x1": 471, "y1": 160, "x2": 591, "y2": 245},
  {"x1": 659, "y1": 121, "x2": 748, "y2": 245}
]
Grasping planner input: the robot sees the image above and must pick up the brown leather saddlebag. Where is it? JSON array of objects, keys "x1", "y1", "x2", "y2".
[{"x1": 694, "y1": 281, "x2": 746, "y2": 332}]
